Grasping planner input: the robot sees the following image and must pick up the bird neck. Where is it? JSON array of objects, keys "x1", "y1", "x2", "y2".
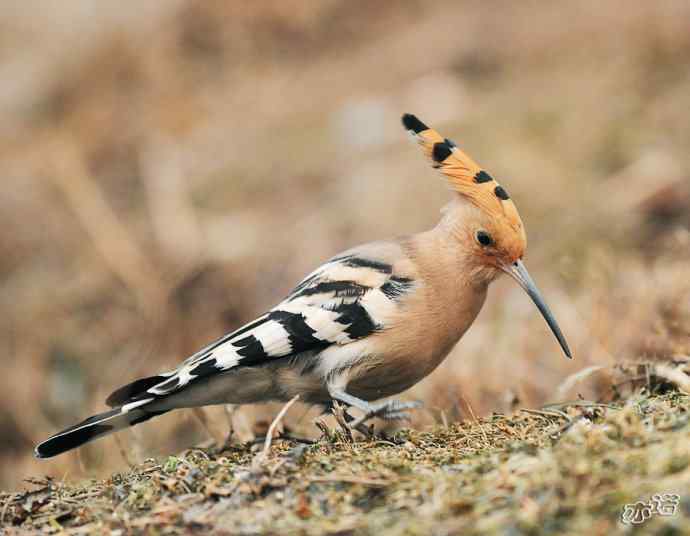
[
  {"x1": 404, "y1": 225, "x2": 491, "y2": 359},
  {"x1": 422, "y1": 200, "x2": 502, "y2": 289},
  {"x1": 405, "y1": 223, "x2": 491, "y2": 307}
]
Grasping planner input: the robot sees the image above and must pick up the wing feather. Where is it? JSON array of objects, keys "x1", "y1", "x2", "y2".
[{"x1": 142, "y1": 253, "x2": 415, "y2": 398}]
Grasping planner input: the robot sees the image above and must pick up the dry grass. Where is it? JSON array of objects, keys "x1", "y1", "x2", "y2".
[
  {"x1": 2, "y1": 362, "x2": 690, "y2": 534},
  {"x1": 0, "y1": 0, "x2": 689, "y2": 512}
]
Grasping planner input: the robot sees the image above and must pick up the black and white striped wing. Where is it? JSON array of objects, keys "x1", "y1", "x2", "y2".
[{"x1": 120, "y1": 254, "x2": 415, "y2": 401}]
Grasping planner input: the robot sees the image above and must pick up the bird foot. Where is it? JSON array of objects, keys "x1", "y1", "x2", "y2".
[
  {"x1": 349, "y1": 399, "x2": 422, "y2": 429},
  {"x1": 328, "y1": 401, "x2": 371, "y2": 439}
]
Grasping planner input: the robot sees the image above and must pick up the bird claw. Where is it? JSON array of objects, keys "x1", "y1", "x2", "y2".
[{"x1": 350, "y1": 400, "x2": 422, "y2": 428}]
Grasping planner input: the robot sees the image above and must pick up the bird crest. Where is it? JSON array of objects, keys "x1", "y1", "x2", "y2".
[{"x1": 402, "y1": 114, "x2": 525, "y2": 237}]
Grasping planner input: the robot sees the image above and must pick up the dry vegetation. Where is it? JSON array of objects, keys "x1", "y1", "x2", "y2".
[
  {"x1": 3, "y1": 364, "x2": 690, "y2": 534},
  {"x1": 1, "y1": 0, "x2": 690, "y2": 533}
]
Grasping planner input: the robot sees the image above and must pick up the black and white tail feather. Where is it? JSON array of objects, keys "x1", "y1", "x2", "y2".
[
  {"x1": 35, "y1": 250, "x2": 414, "y2": 458},
  {"x1": 34, "y1": 403, "x2": 164, "y2": 459}
]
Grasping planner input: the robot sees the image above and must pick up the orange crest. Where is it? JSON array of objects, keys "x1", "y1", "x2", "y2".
[{"x1": 402, "y1": 114, "x2": 525, "y2": 239}]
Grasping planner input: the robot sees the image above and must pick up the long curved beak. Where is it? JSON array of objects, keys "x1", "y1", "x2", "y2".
[{"x1": 502, "y1": 259, "x2": 572, "y2": 359}]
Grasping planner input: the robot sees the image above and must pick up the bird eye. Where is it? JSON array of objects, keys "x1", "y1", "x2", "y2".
[{"x1": 475, "y1": 230, "x2": 493, "y2": 247}]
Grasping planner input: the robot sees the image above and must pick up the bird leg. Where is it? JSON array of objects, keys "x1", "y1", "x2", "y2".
[
  {"x1": 328, "y1": 389, "x2": 422, "y2": 430},
  {"x1": 330, "y1": 401, "x2": 356, "y2": 440},
  {"x1": 321, "y1": 400, "x2": 372, "y2": 437}
]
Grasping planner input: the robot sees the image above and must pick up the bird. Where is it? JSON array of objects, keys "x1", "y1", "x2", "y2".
[{"x1": 35, "y1": 114, "x2": 571, "y2": 459}]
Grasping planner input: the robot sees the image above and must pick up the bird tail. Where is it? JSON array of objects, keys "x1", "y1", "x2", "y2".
[{"x1": 34, "y1": 400, "x2": 166, "y2": 459}]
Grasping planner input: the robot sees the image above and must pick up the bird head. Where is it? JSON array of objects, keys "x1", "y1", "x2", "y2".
[{"x1": 403, "y1": 113, "x2": 571, "y2": 359}]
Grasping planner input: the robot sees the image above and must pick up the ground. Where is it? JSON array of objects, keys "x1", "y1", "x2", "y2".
[{"x1": 3, "y1": 362, "x2": 690, "y2": 535}]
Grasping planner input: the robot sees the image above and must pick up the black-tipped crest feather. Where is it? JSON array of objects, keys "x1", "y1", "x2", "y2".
[{"x1": 402, "y1": 113, "x2": 428, "y2": 134}]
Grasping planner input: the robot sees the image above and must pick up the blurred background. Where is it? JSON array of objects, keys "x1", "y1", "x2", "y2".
[{"x1": 1, "y1": 0, "x2": 689, "y2": 489}]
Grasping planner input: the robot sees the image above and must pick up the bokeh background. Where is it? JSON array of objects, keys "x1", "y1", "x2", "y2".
[{"x1": 2, "y1": 1, "x2": 689, "y2": 490}]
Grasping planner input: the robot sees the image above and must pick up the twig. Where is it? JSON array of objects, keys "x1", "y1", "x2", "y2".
[
  {"x1": 542, "y1": 407, "x2": 571, "y2": 421},
  {"x1": 31, "y1": 508, "x2": 73, "y2": 522},
  {"x1": 0, "y1": 494, "x2": 16, "y2": 524},
  {"x1": 60, "y1": 490, "x2": 103, "y2": 503},
  {"x1": 253, "y1": 395, "x2": 300, "y2": 467},
  {"x1": 520, "y1": 408, "x2": 570, "y2": 422},
  {"x1": 555, "y1": 365, "x2": 606, "y2": 400},
  {"x1": 309, "y1": 475, "x2": 391, "y2": 488},
  {"x1": 543, "y1": 401, "x2": 618, "y2": 411},
  {"x1": 309, "y1": 475, "x2": 391, "y2": 487},
  {"x1": 461, "y1": 395, "x2": 488, "y2": 445},
  {"x1": 140, "y1": 465, "x2": 163, "y2": 474}
]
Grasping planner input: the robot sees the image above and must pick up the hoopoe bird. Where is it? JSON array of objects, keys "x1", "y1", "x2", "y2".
[{"x1": 35, "y1": 114, "x2": 571, "y2": 458}]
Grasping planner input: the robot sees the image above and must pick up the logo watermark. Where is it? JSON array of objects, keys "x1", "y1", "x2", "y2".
[{"x1": 620, "y1": 493, "x2": 680, "y2": 525}]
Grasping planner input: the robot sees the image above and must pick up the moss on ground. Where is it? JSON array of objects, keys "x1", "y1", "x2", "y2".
[{"x1": 3, "y1": 379, "x2": 690, "y2": 534}]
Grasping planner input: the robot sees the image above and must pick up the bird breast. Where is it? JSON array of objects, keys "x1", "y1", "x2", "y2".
[{"x1": 344, "y1": 276, "x2": 489, "y2": 401}]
